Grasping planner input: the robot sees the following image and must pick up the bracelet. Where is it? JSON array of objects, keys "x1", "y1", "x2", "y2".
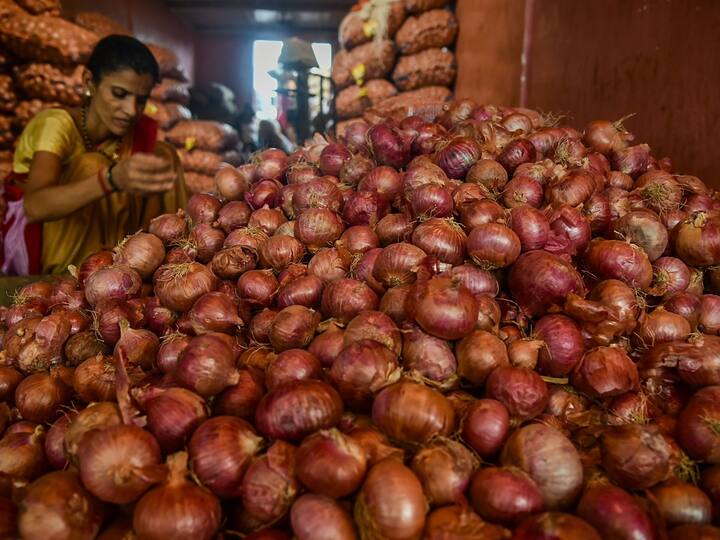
[
  {"x1": 97, "y1": 168, "x2": 112, "y2": 195},
  {"x1": 106, "y1": 163, "x2": 120, "y2": 192}
]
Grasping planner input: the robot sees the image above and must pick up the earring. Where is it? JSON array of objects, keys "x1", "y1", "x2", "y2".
[{"x1": 84, "y1": 89, "x2": 92, "y2": 98}]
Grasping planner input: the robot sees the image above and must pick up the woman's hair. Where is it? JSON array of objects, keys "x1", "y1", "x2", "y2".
[{"x1": 86, "y1": 35, "x2": 160, "y2": 84}]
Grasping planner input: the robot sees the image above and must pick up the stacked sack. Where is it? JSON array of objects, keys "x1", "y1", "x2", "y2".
[
  {"x1": 0, "y1": 0, "x2": 96, "y2": 170},
  {"x1": 165, "y1": 120, "x2": 241, "y2": 194},
  {"x1": 334, "y1": 0, "x2": 457, "y2": 137}
]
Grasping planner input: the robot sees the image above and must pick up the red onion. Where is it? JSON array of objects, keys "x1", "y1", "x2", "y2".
[
  {"x1": 175, "y1": 334, "x2": 239, "y2": 397},
  {"x1": 634, "y1": 170, "x2": 683, "y2": 213},
  {"x1": 210, "y1": 365, "x2": 262, "y2": 419},
  {"x1": 349, "y1": 248, "x2": 385, "y2": 295},
  {"x1": 290, "y1": 494, "x2": 357, "y2": 540},
  {"x1": 456, "y1": 330, "x2": 509, "y2": 385},
  {"x1": 63, "y1": 401, "x2": 122, "y2": 459},
  {"x1": 502, "y1": 176, "x2": 544, "y2": 208},
  {"x1": 154, "y1": 262, "x2": 218, "y2": 312},
  {"x1": 532, "y1": 314, "x2": 584, "y2": 376},
  {"x1": 342, "y1": 310, "x2": 400, "y2": 354},
  {"x1": 114, "y1": 232, "x2": 165, "y2": 279},
  {"x1": 460, "y1": 198, "x2": 505, "y2": 229},
  {"x1": 134, "y1": 386, "x2": 208, "y2": 454},
  {"x1": 470, "y1": 466, "x2": 543, "y2": 524},
  {"x1": 372, "y1": 381, "x2": 455, "y2": 444},
  {"x1": 321, "y1": 278, "x2": 379, "y2": 324},
  {"x1": 319, "y1": 143, "x2": 351, "y2": 177},
  {"x1": 188, "y1": 193, "x2": 222, "y2": 224},
  {"x1": 343, "y1": 190, "x2": 388, "y2": 227},
  {"x1": 188, "y1": 416, "x2": 262, "y2": 498},
  {"x1": 256, "y1": 149, "x2": 288, "y2": 180},
  {"x1": 296, "y1": 428, "x2": 367, "y2": 498},
  {"x1": 405, "y1": 275, "x2": 478, "y2": 340},
  {"x1": 611, "y1": 143, "x2": 651, "y2": 178},
  {"x1": 245, "y1": 179, "x2": 282, "y2": 209},
  {"x1": 84, "y1": 264, "x2": 142, "y2": 307},
  {"x1": 401, "y1": 323, "x2": 457, "y2": 386},
  {"x1": 514, "y1": 513, "x2": 601, "y2": 540},
  {"x1": 376, "y1": 214, "x2": 414, "y2": 246},
  {"x1": 149, "y1": 210, "x2": 189, "y2": 244},
  {"x1": 225, "y1": 226, "x2": 269, "y2": 251},
  {"x1": 467, "y1": 158, "x2": 509, "y2": 193},
  {"x1": 423, "y1": 504, "x2": 510, "y2": 540},
  {"x1": 292, "y1": 178, "x2": 343, "y2": 214},
  {"x1": 339, "y1": 154, "x2": 373, "y2": 186},
  {"x1": 698, "y1": 294, "x2": 720, "y2": 334},
  {"x1": 249, "y1": 310, "x2": 276, "y2": 344},
  {"x1": 408, "y1": 184, "x2": 453, "y2": 220},
  {"x1": 612, "y1": 209, "x2": 668, "y2": 262},
  {"x1": 237, "y1": 270, "x2": 278, "y2": 307},
  {"x1": 543, "y1": 205, "x2": 592, "y2": 256},
  {"x1": 308, "y1": 323, "x2": 345, "y2": 367},
  {"x1": 269, "y1": 305, "x2": 320, "y2": 352},
  {"x1": 652, "y1": 256, "x2": 691, "y2": 296},
  {"x1": 258, "y1": 235, "x2": 306, "y2": 271},
  {"x1": 411, "y1": 122, "x2": 446, "y2": 155},
  {"x1": 672, "y1": 212, "x2": 720, "y2": 267},
  {"x1": 652, "y1": 481, "x2": 712, "y2": 526},
  {"x1": 339, "y1": 225, "x2": 379, "y2": 254},
  {"x1": 486, "y1": 366, "x2": 549, "y2": 422},
  {"x1": 133, "y1": 452, "x2": 222, "y2": 540},
  {"x1": 354, "y1": 458, "x2": 427, "y2": 540},
  {"x1": 452, "y1": 182, "x2": 486, "y2": 209},
  {"x1": 584, "y1": 238, "x2": 653, "y2": 289},
  {"x1": 45, "y1": 411, "x2": 75, "y2": 469},
  {"x1": 411, "y1": 438, "x2": 478, "y2": 506},
  {"x1": 330, "y1": 339, "x2": 401, "y2": 410},
  {"x1": 255, "y1": 380, "x2": 343, "y2": 441},
  {"x1": 372, "y1": 243, "x2": 425, "y2": 288},
  {"x1": 443, "y1": 266, "x2": 498, "y2": 298},
  {"x1": 501, "y1": 424, "x2": 583, "y2": 510},
  {"x1": 600, "y1": 424, "x2": 671, "y2": 489},
  {"x1": 249, "y1": 207, "x2": 287, "y2": 235},
  {"x1": 77, "y1": 424, "x2": 161, "y2": 503},
  {"x1": 77, "y1": 250, "x2": 114, "y2": 285},
  {"x1": 461, "y1": 398, "x2": 510, "y2": 459},
  {"x1": 358, "y1": 166, "x2": 403, "y2": 203},
  {"x1": 18, "y1": 471, "x2": 103, "y2": 540},
  {"x1": 266, "y1": 349, "x2": 322, "y2": 390},
  {"x1": 635, "y1": 307, "x2": 692, "y2": 348},
  {"x1": 411, "y1": 218, "x2": 466, "y2": 265},
  {"x1": 677, "y1": 386, "x2": 720, "y2": 462},
  {"x1": 509, "y1": 250, "x2": 585, "y2": 316},
  {"x1": 308, "y1": 247, "x2": 352, "y2": 283},
  {"x1": 577, "y1": 483, "x2": 658, "y2": 540},
  {"x1": 155, "y1": 334, "x2": 190, "y2": 374},
  {"x1": 497, "y1": 139, "x2": 537, "y2": 174},
  {"x1": 215, "y1": 165, "x2": 251, "y2": 200},
  {"x1": 583, "y1": 117, "x2": 634, "y2": 154},
  {"x1": 0, "y1": 424, "x2": 47, "y2": 480},
  {"x1": 73, "y1": 355, "x2": 118, "y2": 403},
  {"x1": 276, "y1": 275, "x2": 324, "y2": 309},
  {"x1": 571, "y1": 346, "x2": 639, "y2": 397},
  {"x1": 403, "y1": 162, "x2": 447, "y2": 197},
  {"x1": 15, "y1": 371, "x2": 71, "y2": 424},
  {"x1": 467, "y1": 223, "x2": 521, "y2": 269},
  {"x1": 189, "y1": 223, "x2": 225, "y2": 263},
  {"x1": 367, "y1": 123, "x2": 411, "y2": 169},
  {"x1": 295, "y1": 208, "x2": 344, "y2": 252}
]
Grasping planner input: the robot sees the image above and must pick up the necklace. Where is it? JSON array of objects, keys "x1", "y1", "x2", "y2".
[{"x1": 80, "y1": 105, "x2": 121, "y2": 163}]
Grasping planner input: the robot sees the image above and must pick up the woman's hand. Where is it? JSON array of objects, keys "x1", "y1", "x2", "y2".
[{"x1": 111, "y1": 153, "x2": 176, "y2": 195}]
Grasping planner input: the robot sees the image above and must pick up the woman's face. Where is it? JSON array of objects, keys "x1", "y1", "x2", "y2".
[{"x1": 87, "y1": 68, "x2": 155, "y2": 137}]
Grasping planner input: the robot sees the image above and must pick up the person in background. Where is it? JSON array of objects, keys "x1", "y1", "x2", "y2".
[
  {"x1": 257, "y1": 119, "x2": 295, "y2": 154},
  {"x1": 1, "y1": 35, "x2": 187, "y2": 275},
  {"x1": 236, "y1": 103, "x2": 258, "y2": 161}
]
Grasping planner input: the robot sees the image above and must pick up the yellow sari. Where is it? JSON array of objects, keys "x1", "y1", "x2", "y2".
[{"x1": 10, "y1": 108, "x2": 187, "y2": 274}]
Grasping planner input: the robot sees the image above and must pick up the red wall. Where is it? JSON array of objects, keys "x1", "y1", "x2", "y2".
[
  {"x1": 62, "y1": 0, "x2": 196, "y2": 82},
  {"x1": 454, "y1": 0, "x2": 720, "y2": 188}
]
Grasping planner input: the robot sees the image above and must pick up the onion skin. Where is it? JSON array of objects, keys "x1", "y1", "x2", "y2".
[
  {"x1": 154, "y1": 262, "x2": 218, "y2": 312},
  {"x1": 470, "y1": 466, "x2": 543, "y2": 525},
  {"x1": 571, "y1": 346, "x2": 640, "y2": 398},
  {"x1": 514, "y1": 512, "x2": 601, "y2": 540},
  {"x1": 577, "y1": 483, "x2": 658, "y2": 540},
  {"x1": 84, "y1": 264, "x2": 142, "y2": 307},
  {"x1": 373, "y1": 243, "x2": 427, "y2": 288},
  {"x1": 411, "y1": 438, "x2": 478, "y2": 507},
  {"x1": 188, "y1": 416, "x2": 263, "y2": 498},
  {"x1": 63, "y1": 402, "x2": 122, "y2": 460},
  {"x1": 486, "y1": 366, "x2": 549, "y2": 422},
  {"x1": 600, "y1": 424, "x2": 671, "y2": 490},
  {"x1": 18, "y1": 470, "x2": 104, "y2": 540},
  {"x1": 296, "y1": 428, "x2": 367, "y2": 498},
  {"x1": 508, "y1": 250, "x2": 585, "y2": 317},
  {"x1": 401, "y1": 323, "x2": 457, "y2": 386},
  {"x1": 354, "y1": 458, "x2": 428, "y2": 540},
  {"x1": 501, "y1": 424, "x2": 583, "y2": 510},
  {"x1": 371, "y1": 381, "x2": 455, "y2": 444},
  {"x1": 291, "y1": 494, "x2": 358, "y2": 540},
  {"x1": 255, "y1": 380, "x2": 343, "y2": 441}
]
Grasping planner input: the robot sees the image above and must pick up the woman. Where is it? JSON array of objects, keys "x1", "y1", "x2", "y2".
[{"x1": 2, "y1": 34, "x2": 187, "y2": 275}]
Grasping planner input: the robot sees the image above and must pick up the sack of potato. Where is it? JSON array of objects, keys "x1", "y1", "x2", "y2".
[
  {"x1": 184, "y1": 171, "x2": 215, "y2": 195},
  {"x1": 145, "y1": 100, "x2": 191, "y2": 130},
  {"x1": 331, "y1": 39, "x2": 396, "y2": 90},
  {"x1": 364, "y1": 84, "x2": 452, "y2": 123},
  {"x1": 13, "y1": 63, "x2": 84, "y2": 106},
  {"x1": 14, "y1": 0, "x2": 59, "y2": 15},
  {"x1": 73, "y1": 11, "x2": 131, "y2": 38},
  {"x1": 0, "y1": 13, "x2": 98, "y2": 65},
  {"x1": 14, "y1": 98, "x2": 60, "y2": 129},
  {"x1": 166, "y1": 120, "x2": 239, "y2": 154},
  {"x1": 336, "y1": 79, "x2": 398, "y2": 119},
  {"x1": 150, "y1": 78, "x2": 191, "y2": 105},
  {"x1": 395, "y1": 9, "x2": 457, "y2": 54},
  {"x1": 392, "y1": 47, "x2": 456, "y2": 91},
  {"x1": 339, "y1": 1, "x2": 406, "y2": 51},
  {"x1": 404, "y1": 0, "x2": 449, "y2": 13},
  {"x1": 0, "y1": 114, "x2": 14, "y2": 148}
]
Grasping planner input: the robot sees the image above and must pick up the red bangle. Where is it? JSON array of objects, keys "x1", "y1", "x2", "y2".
[{"x1": 97, "y1": 167, "x2": 112, "y2": 195}]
